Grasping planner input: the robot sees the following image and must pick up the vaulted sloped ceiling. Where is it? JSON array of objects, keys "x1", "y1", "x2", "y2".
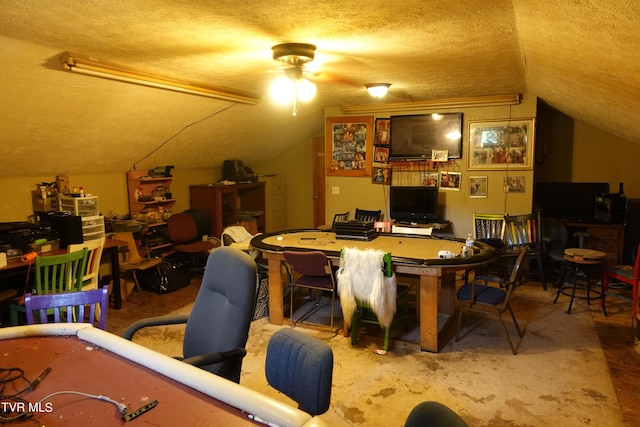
[{"x1": 0, "y1": 0, "x2": 638, "y2": 177}]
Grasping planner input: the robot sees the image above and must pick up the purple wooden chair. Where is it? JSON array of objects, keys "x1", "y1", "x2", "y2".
[{"x1": 24, "y1": 287, "x2": 109, "y2": 330}]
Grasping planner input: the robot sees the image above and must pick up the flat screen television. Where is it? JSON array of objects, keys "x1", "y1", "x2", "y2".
[
  {"x1": 390, "y1": 186, "x2": 439, "y2": 223},
  {"x1": 389, "y1": 113, "x2": 463, "y2": 160},
  {"x1": 532, "y1": 182, "x2": 609, "y2": 221}
]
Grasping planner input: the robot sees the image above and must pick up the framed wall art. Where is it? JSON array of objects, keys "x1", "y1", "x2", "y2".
[
  {"x1": 421, "y1": 172, "x2": 439, "y2": 187},
  {"x1": 374, "y1": 146, "x2": 390, "y2": 163},
  {"x1": 469, "y1": 176, "x2": 488, "y2": 198},
  {"x1": 503, "y1": 176, "x2": 525, "y2": 193},
  {"x1": 372, "y1": 165, "x2": 392, "y2": 184},
  {"x1": 375, "y1": 118, "x2": 390, "y2": 145},
  {"x1": 439, "y1": 171, "x2": 461, "y2": 190},
  {"x1": 326, "y1": 116, "x2": 374, "y2": 177},
  {"x1": 467, "y1": 118, "x2": 535, "y2": 170}
]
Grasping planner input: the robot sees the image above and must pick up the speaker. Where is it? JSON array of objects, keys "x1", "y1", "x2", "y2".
[{"x1": 47, "y1": 213, "x2": 83, "y2": 248}]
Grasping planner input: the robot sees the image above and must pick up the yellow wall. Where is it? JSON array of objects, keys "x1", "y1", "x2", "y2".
[
  {"x1": 324, "y1": 95, "x2": 538, "y2": 238},
  {"x1": 572, "y1": 121, "x2": 640, "y2": 198},
  {"x1": 0, "y1": 168, "x2": 219, "y2": 223},
  {"x1": 2, "y1": 101, "x2": 638, "y2": 236},
  {"x1": 255, "y1": 133, "x2": 318, "y2": 230}
]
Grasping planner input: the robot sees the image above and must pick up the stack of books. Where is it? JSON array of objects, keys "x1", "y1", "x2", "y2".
[{"x1": 333, "y1": 220, "x2": 378, "y2": 241}]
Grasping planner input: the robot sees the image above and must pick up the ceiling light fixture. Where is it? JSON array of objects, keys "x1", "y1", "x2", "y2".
[
  {"x1": 366, "y1": 83, "x2": 391, "y2": 98},
  {"x1": 59, "y1": 52, "x2": 261, "y2": 105},
  {"x1": 342, "y1": 93, "x2": 522, "y2": 114},
  {"x1": 271, "y1": 43, "x2": 318, "y2": 116}
]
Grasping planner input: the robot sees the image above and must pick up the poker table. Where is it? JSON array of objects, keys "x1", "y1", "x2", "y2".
[
  {"x1": 0, "y1": 324, "x2": 326, "y2": 427},
  {"x1": 250, "y1": 229, "x2": 496, "y2": 352}
]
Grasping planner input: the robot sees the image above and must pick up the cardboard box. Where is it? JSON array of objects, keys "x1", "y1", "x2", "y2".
[{"x1": 56, "y1": 175, "x2": 70, "y2": 195}]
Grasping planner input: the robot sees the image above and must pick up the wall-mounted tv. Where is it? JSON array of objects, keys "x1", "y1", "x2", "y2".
[
  {"x1": 390, "y1": 186, "x2": 439, "y2": 224},
  {"x1": 389, "y1": 113, "x2": 463, "y2": 160}
]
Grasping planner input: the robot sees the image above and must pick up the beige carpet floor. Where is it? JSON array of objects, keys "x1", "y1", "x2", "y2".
[{"x1": 128, "y1": 284, "x2": 625, "y2": 427}]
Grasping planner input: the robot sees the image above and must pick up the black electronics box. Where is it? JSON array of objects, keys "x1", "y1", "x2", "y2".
[
  {"x1": 594, "y1": 195, "x2": 627, "y2": 224},
  {"x1": 222, "y1": 160, "x2": 258, "y2": 183}
]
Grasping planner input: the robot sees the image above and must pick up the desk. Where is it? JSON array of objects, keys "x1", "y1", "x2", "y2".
[
  {"x1": 103, "y1": 237, "x2": 127, "y2": 309},
  {"x1": 251, "y1": 230, "x2": 496, "y2": 353},
  {"x1": 0, "y1": 238, "x2": 127, "y2": 310},
  {"x1": 0, "y1": 324, "x2": 325, "y2": 427}
]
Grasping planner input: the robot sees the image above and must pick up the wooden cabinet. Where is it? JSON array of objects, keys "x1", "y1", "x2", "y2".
[
  {"x1": 564, "y1": 222, "x2": 625, "y2": 265},
  {"x1": 190, "y1": 182, "x2": 266, "y2": 238},
  {"x1": 261, "y1": 175, "x2": 286, "y2": 232}
]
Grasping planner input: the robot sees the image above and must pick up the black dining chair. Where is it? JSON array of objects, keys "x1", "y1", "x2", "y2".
[{"x1": 355, "y1": 209, "x2": 382, "y2": 223}]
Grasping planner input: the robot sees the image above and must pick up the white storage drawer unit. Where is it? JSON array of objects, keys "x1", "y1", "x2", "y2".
[
  {"x1": 58, "y1": 196, "x2": 100, "y2": 217},
  {"x1": 261, "y1": 174, "x2": 286, "y2": 232},
  {"x1": 82, "y1": 215, "x2": 106, "y2": 241},
  {"x1": 58, "y1": 195, "x2": 104, "y2": 240}
]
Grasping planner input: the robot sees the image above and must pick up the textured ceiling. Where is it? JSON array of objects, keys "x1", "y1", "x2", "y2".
[{"x1": 0, "y1": 0, "x2": 638, "y2": 177}]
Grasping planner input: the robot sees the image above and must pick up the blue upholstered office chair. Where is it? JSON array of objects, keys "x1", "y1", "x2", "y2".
[
  {"x1": 265, "y1": 328, "x2": 333, "y2": 415},
  {"x1": 123, "y1": 247, "x2": 257, "y2": 383},
  {"x1": 404, "y1": 401, "x2": 468, "y2": 427}
]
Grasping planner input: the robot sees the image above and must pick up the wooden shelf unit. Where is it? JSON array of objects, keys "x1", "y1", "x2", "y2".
[
  {"x1": 190, "y1": 182, "x2": 266, "y2": 238},
  {"x1": 126, "y1": 170, "x2": 175, "y2": 215},
  {"x1": 126, "y1": 169, "x2": 175, "y2": 254}
]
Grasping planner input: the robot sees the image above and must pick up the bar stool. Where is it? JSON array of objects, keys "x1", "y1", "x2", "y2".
[{"x1": 553, "y1": 248, "x2": 606, "y2": 314}]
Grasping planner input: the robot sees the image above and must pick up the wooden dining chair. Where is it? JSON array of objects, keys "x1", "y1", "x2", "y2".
[
  {"x1": 69, "y1": 237, "x2": 106, "y2": 291},
  {"x1": 24, "y1": 287, "x2": 109, "y2": 330},
  {"x1": 112, "y1": 231, "x2": 162, "y2": 305},
  {"x1": 10, "y1": 248, "x2": 88, "y2": 326},
  {"x1": 504, "y1": 211, "x2": 547, "y2": 290}
]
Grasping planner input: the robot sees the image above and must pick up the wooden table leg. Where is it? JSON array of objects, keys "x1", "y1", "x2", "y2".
[
  {"x1": 419, "y1": 270, "x2": 456, "y2": 352},
  {"x1": 267, "y1": 258, "x2": 284, "y2": 325}
]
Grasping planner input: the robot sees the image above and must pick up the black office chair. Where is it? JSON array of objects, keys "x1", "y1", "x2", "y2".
[
  {"x1": 123, "y1": 247, "x2": 257, "y2": 383},
  {"x1": 265, "y1": 328, "x2": 333, "y2": 415},
  {"x1": 355, "y1": 208, "x2": 381, "y2": 222},
  {"x1": 541, "y1": 217, "x2": 570, "y2": 287}
]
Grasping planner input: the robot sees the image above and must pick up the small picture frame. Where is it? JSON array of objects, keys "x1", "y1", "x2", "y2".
[
  {"x1": 374, "y1": 146, "x2": 390, "y2": 163},
  {"x1": 375, "y1": 118, "x2": 391, "y2": 145},
  {"x1": 421, "y1": 173, "x2": 439, "y2": 187},
  {"x1": 431, "y1": 149, "x2": 449, "y2": 162},
  {"x1": 469, "y1": 176, "x2": 488, "y2": 198},
  {"x1": 503, "y1": 176, "x2": 525, "y2": 193},
  {"x1": 372, "y1": 165, "x2": 392, "y2": 185},
  {"x1": 439, "y1": 171, "x2": 461, "y2": 190}
]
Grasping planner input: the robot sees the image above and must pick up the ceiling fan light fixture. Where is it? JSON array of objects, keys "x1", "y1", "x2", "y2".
[
  {"x1": 366, "y1": 83, "x2": 391, "y2": 98},
  {"x1": 296, "y1": 78, "x2": 316, "y2": 102},
  {"x1": 269, "y1": 76, "x2": 295, "y2": 105},
  {"x1": 272, "y1": 43, "x2": 317, "y2": 67}
]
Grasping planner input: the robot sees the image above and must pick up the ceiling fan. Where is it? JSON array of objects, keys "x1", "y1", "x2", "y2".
[{"x1": 270, "y1": 42, "x2": 318, "y2": 116}]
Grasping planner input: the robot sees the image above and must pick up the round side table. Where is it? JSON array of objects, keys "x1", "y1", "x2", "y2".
[{"x1": 553, "y1": 248, "x2": 607, "y2": 314}]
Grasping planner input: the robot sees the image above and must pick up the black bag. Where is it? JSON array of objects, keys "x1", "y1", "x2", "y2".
[{"x1": 140, "y1": 259, "x2": 191, "y2": 294}]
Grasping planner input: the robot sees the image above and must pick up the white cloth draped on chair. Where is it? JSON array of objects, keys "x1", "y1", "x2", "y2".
[{"x1": 336, "y1": 247, "x2": 397, "y2": 329}]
